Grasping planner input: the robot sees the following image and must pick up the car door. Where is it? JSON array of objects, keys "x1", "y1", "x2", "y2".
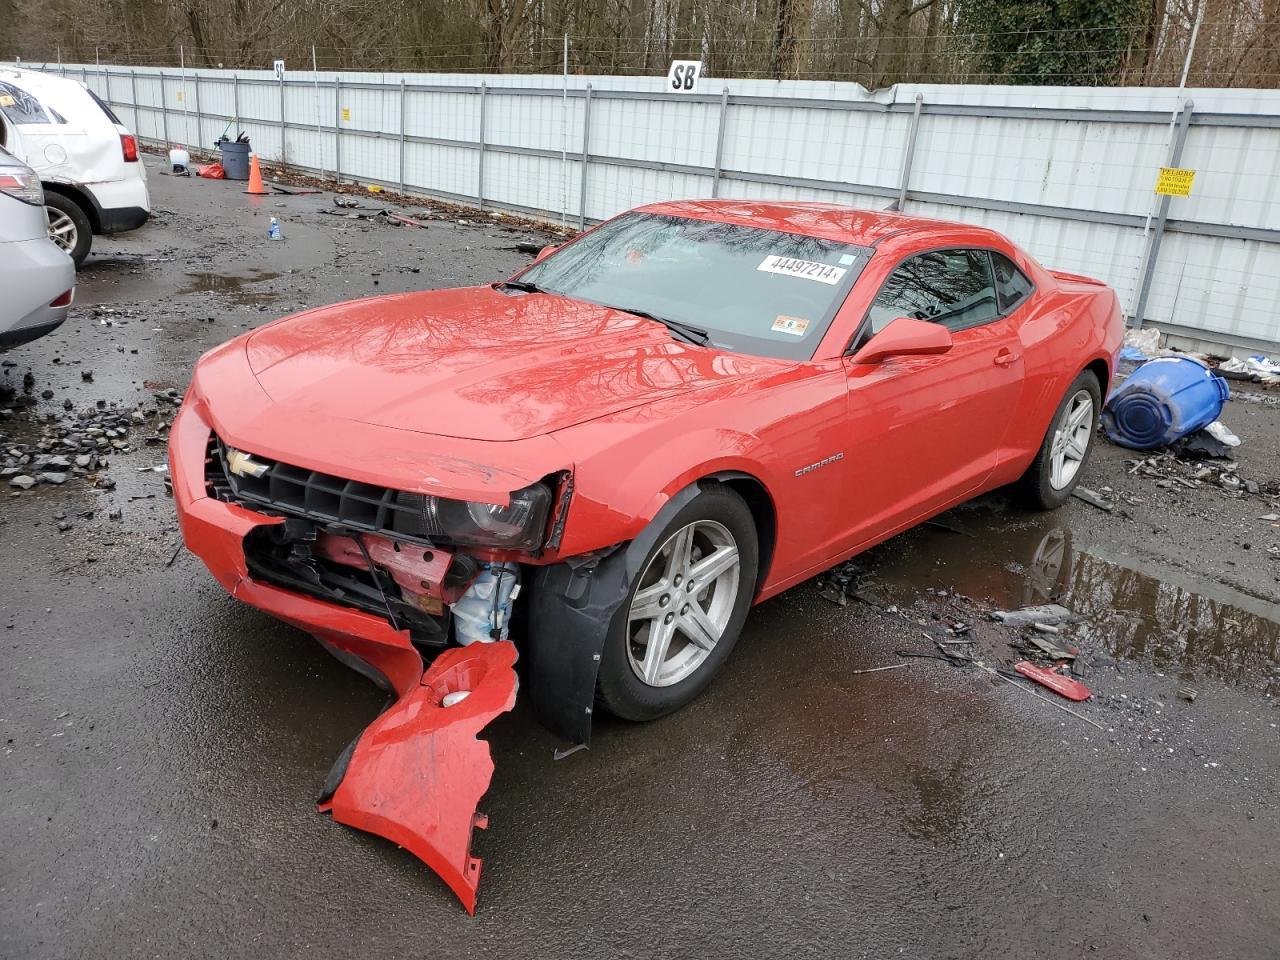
[{"x1": 839, "y1": 248, "x2": 1026, "y2": 550}]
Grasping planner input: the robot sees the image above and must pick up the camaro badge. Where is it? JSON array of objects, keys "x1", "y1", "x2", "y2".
[
  {"x1": 795, "y1": 452, "x2": 844, "y2": 477},
  {"x1": 226, "y1": 447, "x2": 270, "y2": 478}
]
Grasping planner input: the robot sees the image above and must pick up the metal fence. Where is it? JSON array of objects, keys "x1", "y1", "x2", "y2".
[{"x1": 25, "y1": 63, "x2": 1280, "y2": 351}]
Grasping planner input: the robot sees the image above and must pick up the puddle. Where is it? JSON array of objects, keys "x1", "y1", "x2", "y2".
[
  {"x1": 857, "y1": 501, "x2": 1280, "y2": 694},
  {"x1": 178, "y1": 270, "x2": 282, "y2": 305}
]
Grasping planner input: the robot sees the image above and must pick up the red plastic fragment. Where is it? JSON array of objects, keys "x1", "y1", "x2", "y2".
[
  {"x1": 1013, "y1": 660, "x2": 1092, "y2": 702},
  {"x1": 321, "y1": 641, "x2": 518, "y2": 914}
]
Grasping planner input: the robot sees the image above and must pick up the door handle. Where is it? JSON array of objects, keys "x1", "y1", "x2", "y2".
[{"x1": 993, "y1": 348, "x2": 1020, "y2": 367}]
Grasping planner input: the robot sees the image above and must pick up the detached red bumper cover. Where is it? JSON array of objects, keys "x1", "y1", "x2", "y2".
[
  {"x1": 171, "y1": 399, "x2": 519, "y2": 913},
  {"x1": 320, "y1": 641, "x2": 518, "y2": 915}
]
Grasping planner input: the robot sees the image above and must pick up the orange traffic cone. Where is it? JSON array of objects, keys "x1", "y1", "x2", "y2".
[{"x1": 244, "y1": 153, "x2": 268, "y2": 195}]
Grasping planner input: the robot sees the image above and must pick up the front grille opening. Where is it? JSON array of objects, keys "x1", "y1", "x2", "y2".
[{"x1": 205, "y1": 435, "x2": 435, "y2": 546}]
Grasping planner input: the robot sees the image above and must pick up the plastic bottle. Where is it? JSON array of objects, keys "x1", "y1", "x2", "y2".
[
  {"x1": 452, "y1": 562, "x2": 520, "y2": 645},
  {"x1": 268, "y1": 217, "x2": 282, "y2": 241}
]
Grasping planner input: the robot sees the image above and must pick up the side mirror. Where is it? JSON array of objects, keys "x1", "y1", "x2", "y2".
[
  {"x1": 851, "y1": 317, "x2": 953, "y2": 365},
  {"x1": 535, "y1": 244, "x2": 559, "y2": 262}
]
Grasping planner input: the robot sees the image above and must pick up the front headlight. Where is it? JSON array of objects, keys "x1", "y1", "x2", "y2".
[{"x1": 395, "y1": 482, "x2": 553, "y2": 549}]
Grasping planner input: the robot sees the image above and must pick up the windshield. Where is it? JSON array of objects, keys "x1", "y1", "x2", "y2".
[{"x1": 518, "y1": 212, "x2": 872, "y2": 361}]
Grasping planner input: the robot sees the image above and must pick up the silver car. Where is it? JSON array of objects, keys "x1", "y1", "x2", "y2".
[{"x1": 0, "y1": 147, "x2": 75, "y2": 347}]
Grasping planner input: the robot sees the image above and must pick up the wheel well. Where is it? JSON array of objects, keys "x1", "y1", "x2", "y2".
[
  {"x1": 704, "y1": 472, "x2": 776, "y2": 597},
  {"x1": 41, "y1": 182, "x2": 100, "y2": 232},
  {"x1": 1084, "y1": 358, "x2": 1110, "y2": 395}
]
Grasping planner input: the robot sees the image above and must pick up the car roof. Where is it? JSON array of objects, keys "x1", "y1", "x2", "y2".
[{"x1": 635, "y1": 199, "x2": 984, "y2": 247}]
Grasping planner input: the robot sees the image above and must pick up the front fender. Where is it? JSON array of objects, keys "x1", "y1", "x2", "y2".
[{"x1": 554, "y1": 425, "x2": 782, "y2": 559}]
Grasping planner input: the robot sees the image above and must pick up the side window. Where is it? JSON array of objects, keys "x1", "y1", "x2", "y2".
[
  {"x1": 865, "y1": 248, "x2": 1000, "y2": 335},
  {"x1": 0, "y1": 82, "x2": 52, "y2": 126},
  {"x1": 991, "y1": 251, "x2": 1034, "y2": 313}
]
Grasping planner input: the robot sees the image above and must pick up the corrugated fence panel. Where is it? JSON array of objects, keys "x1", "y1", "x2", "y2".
[{"x1": 22, "y1": 63, "x2": 1280, "y2": 347}]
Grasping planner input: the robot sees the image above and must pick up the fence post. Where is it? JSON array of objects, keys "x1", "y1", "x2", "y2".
[
  {"x1": 232, "y1": 74, "x2": 239, "y2": 133},
  {"x1": 399, "y1": 78, "x2": 407, "y2": 195},
  {"x1": 578, "y1": 84, "x2": 592, "y2": 230},
  {"x1": 129, "y1": 69, "x2": 139, "y2": 137},
  {"x1": 711, "y1": 86, "x2": 729, "y2": 199},
  {"x1": 160, "y1": 71, "x2": 169, "y2": 146},
  {"x1": 193, "y1": 72, "x2": 202, "y2": 147},
  {"x1": 102, "y1": 65, "x2": 109, "y2": 105},
  {"x1": 1132, "y1": 100, "x2": 1194, "y2": 329},
  {"x1": 477, "y1": 81, "x2": 487, "y2": 209},
  {"x1": 334, "y1": 75, "x2": 342, "y2": 182},
  {"x1": 895, "y1": 93, "x2": 924, "y2": 211},
  {"x1": 279, "y1": 73, "x2": 287, "y2": 163}
]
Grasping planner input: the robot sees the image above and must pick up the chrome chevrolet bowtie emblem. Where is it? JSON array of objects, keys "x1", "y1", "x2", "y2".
[{"x1": 226, "y1": 447, "x2": 269, "y2": 478}]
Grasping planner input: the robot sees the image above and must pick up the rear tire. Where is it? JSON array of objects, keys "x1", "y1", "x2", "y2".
[
  {"x1": 1017, "y1": 370, "x2": 1102, "y2": 510},
  {"x1": 46, "y1": 193, "x2": 92, "y2": 266},
  {"x1": 596, "y1": 486, "x2": 758, "y2": 721}
]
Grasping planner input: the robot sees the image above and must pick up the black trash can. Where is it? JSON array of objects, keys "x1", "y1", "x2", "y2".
[{"x1": 218, "y1": 139, "x2": 251, "y2": 181}]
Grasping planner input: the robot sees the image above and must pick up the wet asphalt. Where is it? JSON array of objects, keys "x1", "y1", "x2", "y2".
[{"x1": 2, "y1": 157, "x2": 1279, "y2": 959}]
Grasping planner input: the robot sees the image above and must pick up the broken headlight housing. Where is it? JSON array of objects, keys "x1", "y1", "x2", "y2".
[{"x1": 395, "y1": 482, "x2": 553, "y2": 550}]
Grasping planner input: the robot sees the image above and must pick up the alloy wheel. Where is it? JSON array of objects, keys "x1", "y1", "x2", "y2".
[
  {"x1": 627, "y1": 519, "x2": 741, "y2": 687},
  {"x1": 47, "y1": 207, "x2": 77, "y2": 254},
  {"x1": 1049, "y1": 390, "x2": 1094, "y2": 490}
]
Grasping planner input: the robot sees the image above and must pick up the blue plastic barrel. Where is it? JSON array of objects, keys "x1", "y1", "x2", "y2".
[{"x1": 1102, "y1": 356, "x2": 1230, "y2": 449}]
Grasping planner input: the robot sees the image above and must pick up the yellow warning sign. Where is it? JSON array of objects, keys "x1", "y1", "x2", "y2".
[
  {"x1": 341, "y1": 107, "x2": 350, "y2": 122},
  {"x1": 1156, "y1": 167, "x2": 1195, "y2": 197}
]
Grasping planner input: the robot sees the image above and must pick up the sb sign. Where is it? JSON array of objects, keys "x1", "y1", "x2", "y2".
[
  {"x1": 1155, "y1": 166, "x2": 1196, "y2": 197},
  {"x1": 667, "y1": 60, "x2": 703, "y2": 93}
]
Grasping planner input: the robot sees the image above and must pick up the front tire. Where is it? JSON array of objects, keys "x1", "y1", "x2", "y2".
[
  {"x1": 1018, "y1": 370, "x2": 1102, "y2": 510},
  {"x1": 596, "y1": 485, "x2": 758, "y2": 721},
  {"x1": 46, "y1": 193, "x2": 92, "y2": 265}
]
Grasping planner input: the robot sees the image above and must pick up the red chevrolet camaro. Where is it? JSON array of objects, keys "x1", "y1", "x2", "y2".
[{"x1": 170, "y1": 201, "x2": 1121, "y2": 909}]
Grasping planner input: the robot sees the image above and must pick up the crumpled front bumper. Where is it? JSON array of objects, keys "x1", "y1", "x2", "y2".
[{"x1": 170, "y1": 400, "x2": 518, "y2": 913}]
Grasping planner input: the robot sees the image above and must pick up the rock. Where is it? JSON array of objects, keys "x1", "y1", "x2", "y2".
[
  {"x1": 9, "y1": 475, "x2": 35, "y2": 490},
  {"x1": 41, "y1": 455, "x2": 71, "y2": 469},
  {"x1": 38, "y1": 472, "x2": 68, "y2": 485},
  {"x1": 57, "y1": 520, "x2": 72, "y2": 532},
  {"x1": 81, "y1": 370, "x2": 94, "y2": 382}
]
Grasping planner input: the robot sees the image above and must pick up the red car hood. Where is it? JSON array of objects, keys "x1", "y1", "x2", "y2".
[{"x1": 244, "y1": 286, "x2": 782, "y2": 442}]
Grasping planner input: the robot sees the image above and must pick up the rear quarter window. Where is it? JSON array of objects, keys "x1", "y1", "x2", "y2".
[
  {"x1": 87, "y1": 89, "x2": 122, "y2": 126},
  {"x1": 992, "y1": 251, "x2": 1035, "y2": 313}
]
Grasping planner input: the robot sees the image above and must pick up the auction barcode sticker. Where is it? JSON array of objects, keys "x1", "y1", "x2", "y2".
[{"x1": 757, "y1": 255, "x2": 847, "y2": 285}]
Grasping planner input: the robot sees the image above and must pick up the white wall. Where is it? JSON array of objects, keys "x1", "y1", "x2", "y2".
[{"x1": 43, "y1": 64, "x2": 1280, "y2": 348}]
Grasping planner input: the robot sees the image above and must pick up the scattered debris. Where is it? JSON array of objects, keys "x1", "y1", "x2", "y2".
[
  {"x1": 1216, "y1": 354, "x2": 1280, "y2": 384},
  {"x1": 991, "y1": 604, "x2": 1076, "y2": 627},
  {"x1": 1025, "y1": 633, "x2": 1076, "y2": 661},
  {"x1": 848, "y1": 663, "x2": 911, "y2": 675},
  {"x1": 1013, "y1": 661, "x2": 1092, "y2": 701},
  {"x1": 1177, "y1": 686, "x2": 1198, "y2": 703},
  {"x1": 1073, "y1": 486, "x2": 1114, "y2": 511}
]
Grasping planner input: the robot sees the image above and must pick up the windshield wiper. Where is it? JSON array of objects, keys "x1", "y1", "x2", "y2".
[
  {"x1": 609, "y1": 305, "x2": 711, "y2": 346},
  {"x1": 492, "y1": 279, "x2": 545, "y2": 294}
]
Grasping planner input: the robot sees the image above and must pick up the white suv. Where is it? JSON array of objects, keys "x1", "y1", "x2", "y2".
[{"x1": 0, "y1": 67, "x2": 150, "y2": 265}]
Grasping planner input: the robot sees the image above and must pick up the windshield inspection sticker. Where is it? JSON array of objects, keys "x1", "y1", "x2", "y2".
[
  {"x1": 772, "y1": 315, "x2": 810, "y2": 336},
  {"x1": 757, "y1": 255, "x2": 847, "y2": 285}
]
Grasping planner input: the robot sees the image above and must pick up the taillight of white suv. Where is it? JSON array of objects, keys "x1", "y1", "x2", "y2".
[
  {"x1": 0, "y1": 170, "x2": 45, "y2": 205},
  {"x1": 121, "y1": 133, "x2": 139, "y2": 162}
]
